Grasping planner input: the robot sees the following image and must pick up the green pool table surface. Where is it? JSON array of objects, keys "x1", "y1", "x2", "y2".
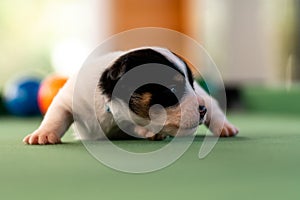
[{"x1": 0, "y1": 112, "x2": 300, "y2": 200}]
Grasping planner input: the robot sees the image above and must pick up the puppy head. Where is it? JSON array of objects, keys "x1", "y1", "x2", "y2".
[{"x1": 99, "y1": 47, "x2": 206, "y2": 136}]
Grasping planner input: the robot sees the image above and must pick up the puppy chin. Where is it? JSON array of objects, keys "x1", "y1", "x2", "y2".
[
  {"x1": 199, "y1": 115, "x2": 206, "y2": 125},
  {"x1": 161, "y1": 125, "x2": 198, "y2": 137}
]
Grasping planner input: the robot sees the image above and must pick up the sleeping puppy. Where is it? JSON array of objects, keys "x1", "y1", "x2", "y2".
[{"x1": 23, "y1": 47, "x2": 239, "y2": 145}]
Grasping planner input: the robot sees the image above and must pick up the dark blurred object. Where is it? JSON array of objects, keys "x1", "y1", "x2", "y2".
[
  {"x1": 197, "y1": 79, "x2": 243, "y2": 111},
  {"x1": 0, "y1": 90, "x2": 8, "y2": 115},
  {"x1": 225, "y1": 86, "x2": 243, "y2": 111}
]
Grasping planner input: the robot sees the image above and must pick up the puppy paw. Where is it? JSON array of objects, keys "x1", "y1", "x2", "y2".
[
  {"x1": 23, "y1": 130, "x2": 61, "y2": 145},
  {"x1": 147, "y1": 134, "x2": 167, "y2": 141},
  {"x1": 133, "y1": 126, "x2": 166, "y2": 141},
  {"x1": 219, "y1": 121, "x2": 239, "y2": 137},
  {"x1": 134, "y1": 126, "x2": 156, "y2": 138},
  {"x1": 208, "y1": 119, "x2": 239, "y2": 137}
]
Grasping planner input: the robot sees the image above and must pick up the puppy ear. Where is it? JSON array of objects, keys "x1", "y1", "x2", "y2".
[
  {"x1": 172, "y1": 52, "x2": 195, "y2": 89},
  {"x1": 98, "y1": 61, "x2": 126, "y2": 99}
]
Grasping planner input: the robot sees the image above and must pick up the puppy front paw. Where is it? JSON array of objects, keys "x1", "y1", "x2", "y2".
[
  {"x1": 133, "y1": 126, "x2": 167, "y2": 141},
  {"x1": 147, "y1": 134, "x2": 167, "y2": 141},
  {"x1": 208, "y1": 119, "x2": 239, "y2": 137},
  {"x1": 23, "y1": 130, "x2": 61, "y2": 145},
  {"x1": 134, "y1": 126, "x2": 156, "y2": 138}
]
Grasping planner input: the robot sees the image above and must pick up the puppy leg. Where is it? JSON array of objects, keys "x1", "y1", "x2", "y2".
[
  {"x1": 23, "y1": 76, "x2": 75, "y2": 145},
  {"x1": 194, "y1": 82, "x2": 239, "y2": 137},
  {"x1": 147, "y1": 134, "x2": 167, "y2": 141},
  {"x1": 133, "y1": 126, "x2": 166, "y2": 140},
  {"x1": 134, "y1": 126, "x2": 155, "y2": 138}
]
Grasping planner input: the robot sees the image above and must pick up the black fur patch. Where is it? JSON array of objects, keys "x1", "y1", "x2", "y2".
[
  {"x1": 98, "y1": 48, "x2": 190, "y2": 118},
  {"x1": 184, "y1": 61, "x2": 195, "y2": 89},
  {"x1": 171, "y1": 52, "x2": 194, "y2": 89}
]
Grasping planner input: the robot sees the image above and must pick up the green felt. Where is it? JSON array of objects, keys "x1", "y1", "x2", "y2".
[
  {"x1": 242, "y1": 86, "x2": 300, "y2": 114},
  {"x1": 0, "y1": 112, "x2": 300, "y2": 200}
]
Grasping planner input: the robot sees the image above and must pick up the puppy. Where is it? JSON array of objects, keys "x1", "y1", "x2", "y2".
[{"x1": 23, "y1": 47, "x2": 239, "y2": 145}]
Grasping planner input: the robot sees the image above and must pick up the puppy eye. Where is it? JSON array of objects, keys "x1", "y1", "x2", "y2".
[{"x1": 170, "y1": 86, "x2": 177, "y2": 93}]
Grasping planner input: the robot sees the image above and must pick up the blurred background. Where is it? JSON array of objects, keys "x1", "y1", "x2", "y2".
[{"x1": 0, "y1": 0, "x2": 300, "y2": 114}]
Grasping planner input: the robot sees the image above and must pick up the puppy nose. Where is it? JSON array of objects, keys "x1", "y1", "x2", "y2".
[{"x1": 199, "y1": 105, "x2": 207, "y2": 119}]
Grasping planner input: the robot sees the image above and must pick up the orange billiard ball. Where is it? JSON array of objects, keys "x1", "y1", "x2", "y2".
[{"x1": 38, "y1": 74, "x2": 68, "y2": 115}]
